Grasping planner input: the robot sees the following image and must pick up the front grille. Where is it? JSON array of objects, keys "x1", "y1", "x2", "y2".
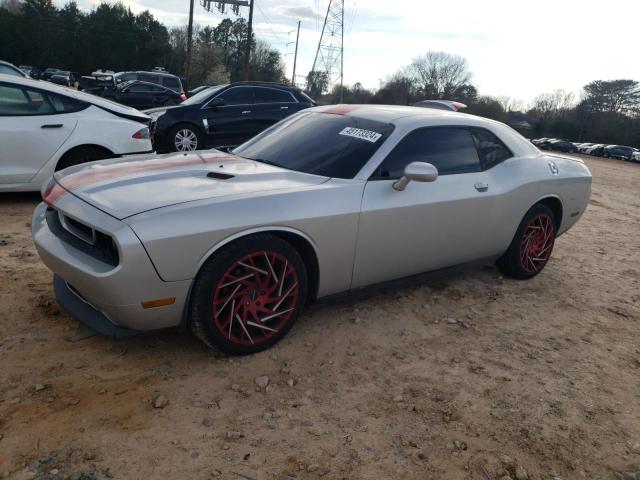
[{"x1": 46, "y1": 207, "x2": 120, "y2": 267}]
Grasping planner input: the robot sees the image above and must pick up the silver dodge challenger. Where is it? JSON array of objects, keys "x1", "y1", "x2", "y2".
[{"x1": 32, "y1": 105, "x2": 592, "y2": 355}]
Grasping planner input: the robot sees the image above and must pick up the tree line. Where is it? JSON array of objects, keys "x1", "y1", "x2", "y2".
[
  {"x1": 317, "y1": 51, "x2": 640, "y2": 148},
  {"x1": 0, "y1": 0, "x2": 287, "y2": 88}
]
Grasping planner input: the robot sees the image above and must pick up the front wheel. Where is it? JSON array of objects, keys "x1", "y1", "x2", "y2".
[
  {"x1": 496, "y1": 204, "x2": 556, "y2": 279},
  {"x1": 189, "y1": 234, "x2": 308, "y2": 355}
]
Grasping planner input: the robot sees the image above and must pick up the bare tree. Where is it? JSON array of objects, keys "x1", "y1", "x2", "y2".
[
  {"x1": 0, "y1": 0, "x2": 22, "y2": 13},
  {"x1": 529, "y1": 89, "x2": 575, "y2": 122},
  {"x1": 497, "y1": 96, "x2": 524, "y2": 113},
  {"x1": 407, "y1": 51, "x2": 472, "y2": 99}
]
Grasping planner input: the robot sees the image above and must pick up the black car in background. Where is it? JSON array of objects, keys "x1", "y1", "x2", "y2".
[
  {"x1": 49, "y1": 71, "x2": 74, "y2": 87},
  {"x1": 602, "y1": 144, "x2": 635, "y2": 160},
  {"x1": 40, "y1": 67, "x2": 63, "y2": 81},
  {"x1": 146, "y1": 81, "x2": 316, "y2": 153},
  {"x1": 114, "y1": 70, "x2": 184, "y2": 94},
  {"x1": 102, "y1": 80, "x2": 185, "y2": 110},
  {"x1": 548, "y1": 139, "x2": 578, "y2": 153}
]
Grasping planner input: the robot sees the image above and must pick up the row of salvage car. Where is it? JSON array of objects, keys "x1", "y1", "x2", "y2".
[{"x1": 532, "y1": 137, "x2": 640, "y2": 162}]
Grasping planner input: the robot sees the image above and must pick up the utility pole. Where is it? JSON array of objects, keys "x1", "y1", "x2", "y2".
[
  {"x1": 242, "y1": 0, "x2": 254, "y2": 81},
  {"x1": 340, "y1": 6, "x2": 344, "y2": 103},
  {"x1": 309, "y1": 0, "x2": 344, "y2": 100},
  {"x1": 185, "y1": 0, "x2": 195, "y2": 89},
  {"x1": 291, "y1": 20, "x2": 300, "y2": 86},
  {"x1": 201, "y1": 1, "x2": 251, "y2": 79}
]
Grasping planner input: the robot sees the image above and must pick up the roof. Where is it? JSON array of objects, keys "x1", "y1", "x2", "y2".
[
  {"x1": 309, "y1": 104, "x2": 540, "y2": 158},
  {"x1": 310, "y1": 104, "x2": 470, "y2": 123},
  {"x1": 229, "y1": 80, "x2": 301, "y2": 91}
]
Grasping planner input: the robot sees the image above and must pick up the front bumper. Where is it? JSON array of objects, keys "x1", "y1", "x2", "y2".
[
  {"x1": 32, "y1": 201, "x2": 191, "y2": 332},
  {"x1": 54, "y1": 275, "x2": 140, "y2": 338}
]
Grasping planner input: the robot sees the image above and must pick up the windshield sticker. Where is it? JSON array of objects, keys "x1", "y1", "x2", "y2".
[{"x1": 339, "y1": 127, "x2": 382, "y2": 143}]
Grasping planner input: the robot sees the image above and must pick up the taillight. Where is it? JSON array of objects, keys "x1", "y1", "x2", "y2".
[
  {"x1": 180, "y1": 93, "x2": 187, "y2": 102},
  {"x1": 132, "y1": 127, "x2": 150, "y2": 139}
]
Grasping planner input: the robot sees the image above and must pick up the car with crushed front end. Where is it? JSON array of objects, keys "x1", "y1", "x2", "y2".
[{"x1": 32, "y1": 104, "x2": 592, "y2": 355}]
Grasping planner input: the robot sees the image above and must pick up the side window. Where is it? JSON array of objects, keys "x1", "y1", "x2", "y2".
[
  {"x1": 217, "y1": 87, "x2": 254, "y2": 105},
  {"x1": 162, "y1": 77, "x2": 181, "y2": 91},
  {"x1": 139, "y1": 73, "x2": 160, "y2": 84},
  {"x1": 373, "y1": 127, "x2": 480, "y2": 179},
  {"x1": 48, "y1": 92, "x2": 87, "y2": 113},
  {"x1": 0, "y1": 85, "x2": 55, "y2": 115},
  {"x1": 129, "y1": 83, "x2": 153, "y2": 93},
  {"x1": 470, "y1": 128, "x2": 512, "y2": 170},
  {"x1": 254, "y1": 87, "x2": 294, "y2": 104}
]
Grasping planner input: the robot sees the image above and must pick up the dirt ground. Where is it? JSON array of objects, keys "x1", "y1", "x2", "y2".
[{"x1": 0, "y1": 155, "x2": 638, "y2": 480}]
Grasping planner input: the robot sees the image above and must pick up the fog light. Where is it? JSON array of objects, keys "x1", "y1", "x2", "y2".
[{"x1": 141, "y1": 297, "x2": 175, "y2": 309}]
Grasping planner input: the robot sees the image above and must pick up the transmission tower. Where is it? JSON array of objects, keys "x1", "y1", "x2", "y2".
[{"x1": 310, "y1": 0, "x2": 344, "y2": 101}]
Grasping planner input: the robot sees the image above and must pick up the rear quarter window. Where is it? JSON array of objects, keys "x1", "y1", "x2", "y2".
[{"x1": 162, "y1": 77, "x2": 181, "y2": 91}]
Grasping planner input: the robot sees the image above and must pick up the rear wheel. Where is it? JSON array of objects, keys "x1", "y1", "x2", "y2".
[
  {"x1": 56, "y1": 145, "x2": 113, "y2": 171},
  {"x1": 497, "y1": 204, "x2": 556, "y2": 279},
  {"x1": 189, "y1": 234, "x2": 307, "y2": 355},
  {"x1": 168, "y1": 124, "x2": 203, "y2": 152}
]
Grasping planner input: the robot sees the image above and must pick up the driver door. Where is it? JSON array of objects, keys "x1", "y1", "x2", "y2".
[{"x1": 352, "y1": 127, "x2": 498, "y2": 288}]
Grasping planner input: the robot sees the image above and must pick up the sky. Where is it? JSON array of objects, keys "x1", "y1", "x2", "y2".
[{"x1": 54, "y1": 0, "x2": 640, "y2": 106}]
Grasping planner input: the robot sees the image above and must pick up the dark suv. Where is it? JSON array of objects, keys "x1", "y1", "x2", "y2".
[
  {"x1": 147, "y1": 81, "x2": 316, "y2": 153},
  {"x1": 114, "y1": 70, "x2": 184, "y2": 94},
  {"x1": 548, "y1": 139, "x2": 578, "y2": 153}
]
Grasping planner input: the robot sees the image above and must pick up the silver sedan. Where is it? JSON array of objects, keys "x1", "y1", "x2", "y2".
[{"x1": 32, "y1": 105, "x2": 592, "y2": 354}]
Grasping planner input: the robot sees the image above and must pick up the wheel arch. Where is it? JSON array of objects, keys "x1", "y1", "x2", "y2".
[
  {"x1": 536, "y1": 195, "x2": 563, "y2": 231},
  {"x1": 195, "y1": 227, "x2": 320, "y2": 302},
  {"x1": 171, "y1": 120, "x2": 205, "y2": 135},
  {"x1": 55, "y1": 144, "x2": 115, "y2": 171}
]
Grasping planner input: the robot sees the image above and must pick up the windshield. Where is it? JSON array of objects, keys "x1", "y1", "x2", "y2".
[
  {"x1": 182, "y1": 85, "x2": 227, "y2": 106},
  {"x1": 233, "y1": 111, "x2": 395, "y2": 179}
]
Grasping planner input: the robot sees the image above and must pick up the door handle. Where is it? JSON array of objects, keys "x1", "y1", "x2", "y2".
[
  {"x1": 41, "y1": 124, "x2": 63, "y2": 129},
  {"x1": 241, "y1": 110, "x2": 251, "y2": 114},
  {"x1": 474, "y1": 182, "x2": 489, "y2": 192},
  {"x1": 280, "y1": 106, "x2": 289, "y2": 110}
]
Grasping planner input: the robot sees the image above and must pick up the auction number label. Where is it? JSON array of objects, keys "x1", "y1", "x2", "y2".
[{"x1": 339, "y1": 127, "x2": 382, "y2": 143}]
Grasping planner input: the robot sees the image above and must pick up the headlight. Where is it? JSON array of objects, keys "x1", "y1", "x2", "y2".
[{"x1": 148, "y1": 110, "x2": 166, "y2": 121}]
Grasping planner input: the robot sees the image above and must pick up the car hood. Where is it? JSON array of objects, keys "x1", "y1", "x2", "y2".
[
  {"x1": 143, "y1": 105, "x2": 182, "y2": 115},
  {"x1": 51, "y1": 151, "x2": 329, "y2": 219}
]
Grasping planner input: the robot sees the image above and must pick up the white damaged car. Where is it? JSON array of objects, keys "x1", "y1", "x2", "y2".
[{"x1": 0, "y1": 74, "x2": 152, "y2": 192}]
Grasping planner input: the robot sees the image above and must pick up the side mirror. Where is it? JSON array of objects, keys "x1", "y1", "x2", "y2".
[
  {"x1": 208, "y1": 97, "x2": 224, "y2": 108},
  {"x1": 392, "y1": 161, "x2": 438, "y2": 191}
]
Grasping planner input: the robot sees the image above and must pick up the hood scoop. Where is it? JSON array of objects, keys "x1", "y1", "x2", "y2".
[{"x1": 207, "y1": 171, "x2": 235, "y2": 180}]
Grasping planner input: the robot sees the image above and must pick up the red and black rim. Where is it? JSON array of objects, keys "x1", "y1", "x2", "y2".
[
  {"x1": 212, "y1": 251, "x2": 300, "y2": 346},
  {"x1": 519, "y1": 213, "x2": 555, "y2": 273}
]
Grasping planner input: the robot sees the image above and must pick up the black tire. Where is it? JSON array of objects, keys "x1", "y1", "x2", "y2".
[
  {"x1": 56, "y1": 146, "x2": 113, "y2": 171},
  {"x1": 189, "y1": 234, "x2": 308, "y2": 355},
  {"x1": 167, "y1": 123, "x2": 203, "y2": 152},
  {"x1": 496, "y1": 203, "x2": 556, "y2": 280}
]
